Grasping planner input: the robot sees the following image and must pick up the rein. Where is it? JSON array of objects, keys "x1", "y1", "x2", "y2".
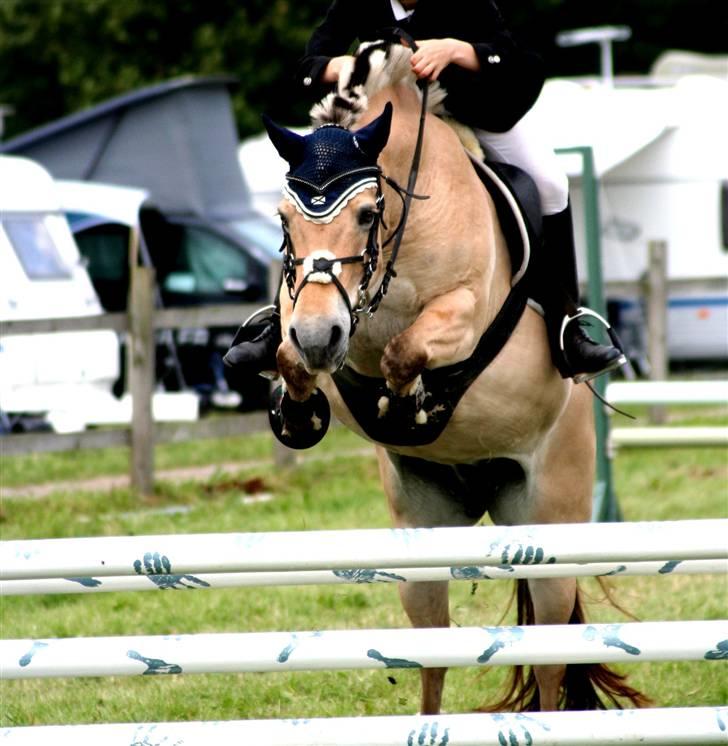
[{"x1": 365, "y1": 65, "x2": 430, "y2": 316}]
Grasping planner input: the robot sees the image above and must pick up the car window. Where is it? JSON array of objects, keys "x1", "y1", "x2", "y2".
[
  {"x1": 166, "y1": 226, "x2": 253, "y2": 296},
  {"x1": 3, "y1": 215, "x2": 72, "y2": 280},
  {"x1": 74, "y1": 223, "x2": 130, "y2": 312},
  {"x1": 231, "y1": 218, "x2": 282, "y2": 260}
]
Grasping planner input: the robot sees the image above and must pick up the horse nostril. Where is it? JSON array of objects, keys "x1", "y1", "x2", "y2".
[
  {"x1": 329, "y1": 325, "x2": 342, "y2": 349},
  {"x1": 289, "y1": 326, "x2": 300, "y2": 350}
]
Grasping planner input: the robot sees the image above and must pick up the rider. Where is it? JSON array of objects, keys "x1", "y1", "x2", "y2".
[{"x1": 225, "y1": 0, "x2": 625, "y2": 382}]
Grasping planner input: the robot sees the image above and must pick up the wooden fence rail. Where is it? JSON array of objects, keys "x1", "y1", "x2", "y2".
[{"x1": 0, "y1": 264, "x2": 290, "y2": 491}]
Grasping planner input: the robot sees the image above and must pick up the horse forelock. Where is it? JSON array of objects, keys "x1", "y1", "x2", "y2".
[{"x1": 309, "y1": 41, "x2": 445, "y2": 130}]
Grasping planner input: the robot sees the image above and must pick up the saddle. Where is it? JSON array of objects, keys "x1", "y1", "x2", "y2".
[{"x1": 331, "y1": 159, "x2": 544, "y2": 447}]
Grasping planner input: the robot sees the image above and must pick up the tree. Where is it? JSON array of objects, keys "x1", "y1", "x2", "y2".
[{"x1": 0, "y1": 0, "x2": 723, "y2": 142}]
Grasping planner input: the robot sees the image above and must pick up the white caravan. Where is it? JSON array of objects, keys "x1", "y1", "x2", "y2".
[
  {"x1": 529, "y1": 53, "x2": 728, "y2": 362},
  {"x1": 0, "y1": 155, "x2": 121, "y2": 432}
]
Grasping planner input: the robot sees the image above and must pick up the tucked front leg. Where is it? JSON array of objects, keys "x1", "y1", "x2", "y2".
[
  {"x1": 277, "y1": 337, "x2": 319, "y2": 402},
  {"x1": 270, "y1": 337, "x2": 331, "y2": 449},
  {"x1": 380, "y1": 287, "x2": 477, "y2": 393}
]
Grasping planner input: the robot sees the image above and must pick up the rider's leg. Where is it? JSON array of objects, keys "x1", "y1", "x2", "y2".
[
  {"x1": 539, "y1": 202, "x2": 625, "y2": 380},
  {"x1": 222, "y1": 270, "x2": 282, "y2": 376},
  {"x1": 476, "y1": 115, "x2": 625, "y2": 380}
]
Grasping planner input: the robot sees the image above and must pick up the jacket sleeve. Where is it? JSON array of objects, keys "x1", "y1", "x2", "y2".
[
  {"x1": 461, "y1": 2, "x2": 520, "y2": 70},
  {"x1": 296, "y1": 1, "x2": 360, "y2": 101},
  {"x1": 438, "y1": 1, "x2": 545, "y2": 132}
]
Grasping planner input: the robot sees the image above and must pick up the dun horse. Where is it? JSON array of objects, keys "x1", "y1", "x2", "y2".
[{"x1": 263, "y1": 42, "x2": 644, "y2": 712}]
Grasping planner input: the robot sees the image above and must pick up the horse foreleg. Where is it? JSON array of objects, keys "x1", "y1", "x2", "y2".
[
  {"x1": 381, "y1": 287, "x2": 476, "y2": 393},
  {"x1": 270, "y1": 338, "x2": 332, "y2": 449}
]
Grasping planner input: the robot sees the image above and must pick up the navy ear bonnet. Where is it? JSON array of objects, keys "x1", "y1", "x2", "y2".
[{"x1": 263, "y1": 103, "x2": 393, "y2": 222}]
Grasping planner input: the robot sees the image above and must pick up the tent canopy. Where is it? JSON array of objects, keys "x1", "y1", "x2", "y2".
[{"x1": 0, "y1": 76, "x2": 253, "y2": 221}]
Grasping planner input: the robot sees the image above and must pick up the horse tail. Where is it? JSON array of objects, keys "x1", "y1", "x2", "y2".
[
  {"x1": 309, "y1": 41, "x2": 446, "y2": 130},
  {"x1": 481, "y1": 579, "x2": 651, "y2": 711}
]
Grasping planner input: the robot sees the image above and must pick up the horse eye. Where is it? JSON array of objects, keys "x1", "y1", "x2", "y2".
[{"x1": 358, "y1": 208, "x2": 376, "y2": 227}]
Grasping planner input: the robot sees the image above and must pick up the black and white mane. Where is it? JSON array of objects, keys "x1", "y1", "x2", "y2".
[{"x1": 309, "y1": 41, "x2": 446, "y2": 130}]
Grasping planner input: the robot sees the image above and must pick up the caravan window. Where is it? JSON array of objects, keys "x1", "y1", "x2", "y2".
[{"x1": 3, "y1": 215, "x2": 72, "y2": 280}]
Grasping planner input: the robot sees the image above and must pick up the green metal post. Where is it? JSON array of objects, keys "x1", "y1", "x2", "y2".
[{"x1": 556, "y1": 146, "x2": 622, "y2": 522}]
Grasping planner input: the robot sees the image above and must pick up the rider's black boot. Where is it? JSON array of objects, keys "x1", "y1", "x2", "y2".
[
  {"x1": 223, "y1": 305, "x2": 281, "y2": 377},
  {"x1": 538, "y1": 203, "x2": 626, "y2": 382}
]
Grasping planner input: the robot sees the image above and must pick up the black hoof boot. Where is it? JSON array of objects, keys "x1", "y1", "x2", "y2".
[
  {"x1": 223, "y1": 310, "x2": 281, "y2": 377},
  {"x1": 562, "y1": 313, "x2": 626, "y2": 383},
  {"x1": 268, "y1": 384, "x2": 331, "y2": 450}
]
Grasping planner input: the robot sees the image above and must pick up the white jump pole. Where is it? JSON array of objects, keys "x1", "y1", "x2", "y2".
[
  {"x1": 2, "y1": 620, "x2": 725, "y2": 680},
  {"x1": 2, "y1": 519, "x2": 727, "y2": 581},
  {"x1": 1, "y1": 558, "x2": 725, "y2": 596},
  {"x1": 1, "y1": 707, "x2": 727, "y2": 745}
]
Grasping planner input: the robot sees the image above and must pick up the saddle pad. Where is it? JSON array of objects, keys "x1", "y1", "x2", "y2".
[{"x1": 470, "y1": 157, "x2": 543, "y2": 287}]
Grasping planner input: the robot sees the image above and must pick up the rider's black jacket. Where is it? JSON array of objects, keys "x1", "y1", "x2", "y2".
[{"x1": 296, "y1": 0, "x2": 545, "y2": 133}]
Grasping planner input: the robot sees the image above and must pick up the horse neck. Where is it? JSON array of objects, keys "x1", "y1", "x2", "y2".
[{"x1": 373, "y1": 88, "x2": 513, "y2": 329}]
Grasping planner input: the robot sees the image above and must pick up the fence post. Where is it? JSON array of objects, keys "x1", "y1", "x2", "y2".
[
  {"x1": 129, "y1": 263, "x2": 156, "y2": 494},
  {"x1": 645, "y1": 240, "x2": 668, "y2": 424},
  {"x1": 557, "y1": 146, "x2": 621, "y2": 522}
]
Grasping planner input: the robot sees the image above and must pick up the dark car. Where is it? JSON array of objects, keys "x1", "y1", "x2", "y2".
[{"x1": 60, "y1": 179, "x2": 280, "y2": 410}]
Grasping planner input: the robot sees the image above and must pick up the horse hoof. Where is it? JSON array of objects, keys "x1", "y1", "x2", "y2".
[{"x1": 268, "y1": 385, "x2": 331, "y2": 449}]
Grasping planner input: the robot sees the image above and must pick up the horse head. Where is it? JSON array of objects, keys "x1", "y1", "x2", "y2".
[{"x1": 264, "y1": 104, "x2": 393, "y2": 375}]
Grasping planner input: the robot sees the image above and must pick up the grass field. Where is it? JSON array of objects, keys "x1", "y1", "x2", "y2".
[{"x1": 1, "y1": 404, "x2": 726, "y2": 727}]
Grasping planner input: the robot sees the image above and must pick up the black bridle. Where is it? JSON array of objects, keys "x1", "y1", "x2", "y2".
[
  {"x1": 280, "y1": 36, "x2": 429, "y2": 336},
  {"x1": 280, "y1": 184, "x2": 384, "y2": 334}
]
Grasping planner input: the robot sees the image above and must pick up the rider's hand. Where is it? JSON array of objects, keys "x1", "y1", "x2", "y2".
[
  {"x1": 409, "y1": 38, "x2": 479, "y2": 80},
  {"x1": 322, "y1": 55, "x2": 355, "y2": 83}
]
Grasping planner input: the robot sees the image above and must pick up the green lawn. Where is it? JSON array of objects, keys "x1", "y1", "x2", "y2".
[{"x1": 1, "y1": 406, "x2": 726, "y2": 727}]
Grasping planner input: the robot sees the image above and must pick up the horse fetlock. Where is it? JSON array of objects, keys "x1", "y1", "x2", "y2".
[{"x1": 381, "y1": 336, "x2": 428, "y2": 392}]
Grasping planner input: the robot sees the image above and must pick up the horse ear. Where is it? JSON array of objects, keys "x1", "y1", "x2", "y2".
[
  {"x1": 353, "y1": 102, "x2": 393, "y2": 160},
  {"x1": 262, "y1": 114, "x2": 306, "y2": 167}
]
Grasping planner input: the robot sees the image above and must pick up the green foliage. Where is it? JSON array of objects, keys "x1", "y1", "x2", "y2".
[
  {"x1": 0, "y1": 0, "x2": 723, "y2": 141},
  {"x1": 0, "y1": 0, "x2": 330, "y2": 139}
]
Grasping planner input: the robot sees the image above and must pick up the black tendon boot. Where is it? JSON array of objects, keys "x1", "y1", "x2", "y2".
[
  {"x1": 223, "y1": 304, "x2": 281, "y2": 378},
  {"x1": 538, "y1": 203, "x2": 626, "y2": 382}
]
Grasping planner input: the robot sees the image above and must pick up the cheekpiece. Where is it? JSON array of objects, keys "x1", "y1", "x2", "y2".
[{"x1": 284, "y1": 125, "x2": 380, "y2": 223}]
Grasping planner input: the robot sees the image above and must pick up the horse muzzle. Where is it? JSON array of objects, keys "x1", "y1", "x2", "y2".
[{"x1": 288, "y1": 314, "x2": 350, "y2": 374}]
